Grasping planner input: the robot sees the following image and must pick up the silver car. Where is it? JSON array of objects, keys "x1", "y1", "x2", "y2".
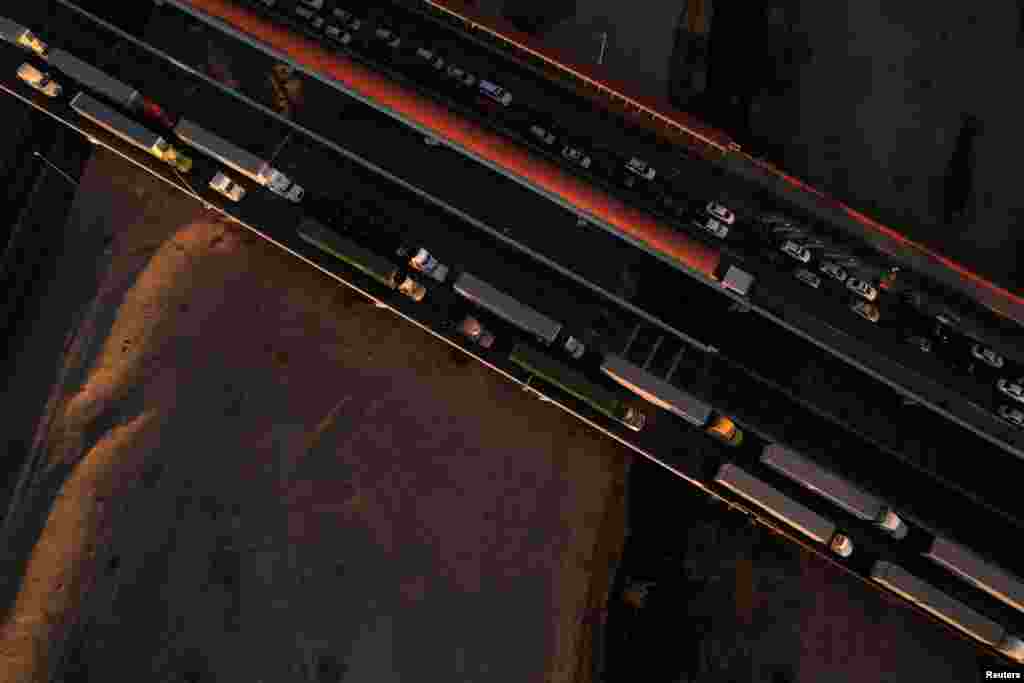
[
  {"x1": 625, "y1": 157, "x2": 656, "y2": 181},
  {"x1": 564, "y1": 336, "x2": 586, "y2": 359},
  {"x1": 819, "y1": 261, "x2": 848, "y2": 283},
  {"x1": 325, "y1": 25, "x2": 352, "y2": 44},
  {"x1": 706, "y1": 202, "x2": 736, "y2": 225},
  {"x1": 562, "y1": 146, "x2": 592, "y2": 168},
  {"x1": 374, "y1": 27, "x2": 401, "y2": 48},
  {"x1": 972, "y1": 343, "x2": 1004, "y2": 369},
  {"x1": 794, "y1": 268, "x2": 821, "y2": 289},
  {"x1": 998, "y1": 405, "x2": 1024, "y2": 428},
  {"x1": 529, "y1": 125, "x2": 556, "y2": 145},
  {"x1": 781, "y1": 240, "x2": 811, "y2": 263},
  {"x1": 997, "y1": 378, "x2": 1024, "y2": 404},
  {"x1": 846, "y1": 277, "x2": 878, "y2": 302}
]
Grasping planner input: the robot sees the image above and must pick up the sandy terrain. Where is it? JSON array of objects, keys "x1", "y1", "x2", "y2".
[{"x1": 0, "y1": 149, "x2": 629, "y2": 682}]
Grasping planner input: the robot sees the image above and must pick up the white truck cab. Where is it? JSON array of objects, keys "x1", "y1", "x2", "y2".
[{"x1": 209, "y1": 172, "x2": 246, "y2": 202}]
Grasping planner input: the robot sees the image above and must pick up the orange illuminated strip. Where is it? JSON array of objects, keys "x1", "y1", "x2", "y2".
[
  {"x1": 176, "y1": 0, "x2": 722, "y2": 280},
  {"x1": 423, "y1": 0, "x2": 734, "y2": 156}
]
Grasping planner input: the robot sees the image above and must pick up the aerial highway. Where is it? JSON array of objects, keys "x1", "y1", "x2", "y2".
[
  {"x1": 4, "y1": 2, "x2": 1024, "y2": 665},
  {"x1": 110, "y1": 0, "x2": 1024, "y2": 467}
]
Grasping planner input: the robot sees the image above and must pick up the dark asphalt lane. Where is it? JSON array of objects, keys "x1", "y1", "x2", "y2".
[
  {"x1": 14, "y1": 1, "x2": 1024, "y2": 544},
  {"x1": 10, "y1": 35, "x2": 1024, "y2": 665},
  {"x1": 142, "y1": 0, "x2": 1024, "y2": 454}
]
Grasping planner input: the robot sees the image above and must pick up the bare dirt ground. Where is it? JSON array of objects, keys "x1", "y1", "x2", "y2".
[{"x1": 0, "y1": 149, "x2": 630, "y2": 682}]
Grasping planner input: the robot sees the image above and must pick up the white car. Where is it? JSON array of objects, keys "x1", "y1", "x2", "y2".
[
  {"x1": 209, "y1": 172, "x2": 246, "y2": 202},
  {"x1": 479, "y1": 80, "x2": 512, "y2": 106},
  {"x1": 846, "y1": 278, "x2": 878, "y2": 302},
  {"x1": 16, "y1": 63, "x2": 61, "y2": 97},
  {"x1": 781, "y1": 240, "x2": 811, "y2": 263},
  {"x1": 404, "y1": 247, "x2": 449, "y2": 283},
  {"x1": 325, "y1": 25, "x2": 352, "y2": 44},
  {"x1": 529, "y1": 125, "x2": 556, "y2": 145},
  {"x1": 819, "y1": 261, "x2": 848, "y2": 283},
  {"x1": 625, "y1": 157, "x2": 656, "y2": 181},
  {"x1": 794, "y1": 268, "x2": 821, "y2": 289},
  {"x1": 562, "y1": 146, "x2": 592, "y2": 168},
  {"x1": 997, "y1": 378, "x2": 1024, "y2": 404},
  {"x1": 851, "y1": 300, "x2": 880, "y2": 323},
  {"x1": 374, "y1": 27, "x2": 401, "y2": 48},
  {"x1": 972, "y1": 343, "x2": 1004, "y2": 369},
  {"x1": 706, "y1": 202, "x2": 736, "y2": 225},
  {"x1": 998, "y1": 405, "x2": 1024, "y2": 428}
]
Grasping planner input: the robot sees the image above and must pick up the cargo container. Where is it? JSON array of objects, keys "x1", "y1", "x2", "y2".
[
  {"x1": 509, "y1": 344, "x2": 645, "y2": 431},
  {"x1": 925, "y1": 537, "x2": 1024, "y2": 616},
  {"x1": 761, "y1": 444, "x2": 908, "y2": 538},
  {"x1": 714, "y1": 463, "x2": 852, "y2": 556},
  {"x1": 173, "y1": 118, "x2": 303, "y2": 201},
  {"x1": 69, "y1": 92, "x2": 191, "y2": 172},
  {"x1": 871, "y1": 561, "x2": 1024, "y2": 663},
  {"x1": 297, "y1": 219, "x2": 424, "y2": 301}
]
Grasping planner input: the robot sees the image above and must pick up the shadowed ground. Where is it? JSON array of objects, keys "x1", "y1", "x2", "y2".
[{"x1": 0, "y1": 149, "x2": 629, "y2": 682}]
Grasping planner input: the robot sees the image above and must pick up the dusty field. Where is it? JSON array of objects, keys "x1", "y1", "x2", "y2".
[{"x1": 0, "y1": 149, "x2": 629, "y2": 682}]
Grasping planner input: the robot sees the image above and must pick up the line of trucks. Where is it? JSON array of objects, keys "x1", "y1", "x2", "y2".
[
  {"x1": 4, "y1": 12, "x2": 1024, "y2": 666},
  {"x1": 3, "y1": 16, "x2": 304, "y2": 204}
]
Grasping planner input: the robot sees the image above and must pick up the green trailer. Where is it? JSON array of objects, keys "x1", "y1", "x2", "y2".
[
  {"x1": 509, "y1": 344, "x2": 645, "y2": 431},
  {"x1": 297, "y1": 220, "x2": 425, "y2": 301}
]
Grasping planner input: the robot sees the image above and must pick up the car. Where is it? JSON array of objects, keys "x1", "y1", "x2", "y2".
[
  {"x1": 851, "y1": 300, "x2": 880, "y2": 323},
  {"x1": 625, "y1": 157, "x2": 656, "y2": 181},
  {"x1": 294, "y1": 5, "x2": 324, "y2": 29},
  {"x1": 325, "y1": 25, "x2": 352, "y2": 44},
  {"x1": 16, "y1": 63, "x2": 61, "y2": 97},
  {"x1": 794, "y1": 268, "x2": 821, "y2": 289},
  {"x1": 696, "y1": 214, "x2": 730, "y2": 239},
  {"x1": 972, "y1": 343, "x2": 1004, "y2": 369},
  {"x1": 819, "y1": 261, "x2": 848, "y2": 283},
  {"x1": 997, "y1": 378, "x2": 1024, "y2": 404},
  {"x1": 905, "y1": 336, "x2": 932, "y2": 353},
  {"x1": 562, "y1": 146, "x2": 592, "y2": 168},
  {"x1": 479, "y1": 80, "x2": 512, "y2": 106},
  {"x1": 706, "y1": 202, "x2": 736, "y2": 225},
  {"x1": 845, "y1": 277, "x2": 878, "y2": 302},
  {"x1": 401, "y1": 247, "x2": 449, "y2": 283},
  {"x1": 444, "y1": 64, "x2": 476, "y2": 87},
  {"x1": 331, "y1": 8, "x2": 361, "y2": 30},
  {"x1": 529, "y1": 125, "x2": 556, "y2": 146},
  {"x1": 397, "y1": 276, "x2": 426, "y2": 302},
  {"x1": 415, "y1": 47, "x2": 445, "y2": 70},
  {"x1": 298, "y1": 0, "x2": 324, "y2": 8},
  {"x1": 998, "y1": 405, "x2": 1024, "y2": 428},
  {"x1": 374, "y1": 27, "x2": 401, "y2": 48},
  {"x1": 209, "y1": 172, "x2": 246, "y2": 202},
  {"x1": 458, "y1": 316, "x2": 495, "y2": 348},
  {"x1": 781, "y1": 240, "x2": 811, "y2": 263},
  {"x1": 563, "y1": 336, "x2": 586, "y2": 359}
]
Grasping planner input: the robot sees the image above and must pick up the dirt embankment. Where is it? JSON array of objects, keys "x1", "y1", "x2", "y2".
[{"x1": 0, "y1": 150, "x2": 629, "y2": 682}]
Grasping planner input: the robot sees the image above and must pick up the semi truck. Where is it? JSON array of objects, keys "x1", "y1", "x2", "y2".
[
  {"x1": 69, "y1": 92, "x2": 192, "y2": 172},
  {"x1": 509, "y1": 343, "x2": 646, "y2": 432},
  {"x1": 0, "y1": 16, "x2": 49, "y2": 57},
  {"x1": 297, "y1": 219, "x2": 425, "y2": 301},
  {"x1": 173, "y1": 118, "x2": 304, "y2": 202}
]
